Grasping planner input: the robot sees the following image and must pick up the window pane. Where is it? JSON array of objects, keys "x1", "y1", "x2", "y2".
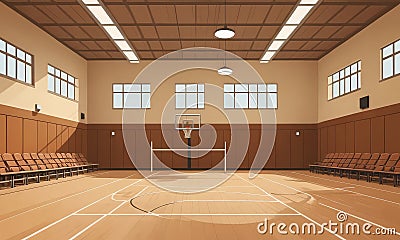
[
  {"x1": 258, "y1": 84, "x2": 266, "y2": 92},
  {"x1": 0, "y1": 53, "x2": 5, "y2": 75},
  {"x1": 224, "y1": 93, "x2": 234, "y2": 108},
  {"x1": 142, "y1": 93, "x2": 150, "y2": 108},
  {"x1": 176, "y1": 84, "x2": 186, "y2": 92},
  {"x1": 395, "y1": 53, "x2": 400, "y2": 75},
  {"x1": 345, "y1": 77, "x2": 350, "y2": 93},
  {"x1": 267, "y1": 84, "x2": 277, "y2": 92},
  {"x1": 26, "y1": 65, "x2": 32, "y2": 84},
  {"x1": 7, "y1": 44, "x2": 16, "y2": 55},
  {"x1": 224, "y1": 84, "x2": 234, "y2": 92},
  {"x1": 345, "y1": 67, "x2": 350, "y2": 76},
  {"x1": 48, "y1": 75, "x2": 54, "y2": 91},
  {"x1": 26, "y1": 54, "x2": 32, "y2": 64},
  {"x1": 383, "y1": 44, "x2": 393, "y2": 58},
  {"x1": 350, "y1": 74, "x2": 357, "y2": 91},
  {"x1": 333, "y1": 82, "x2": 339, "y2": 98},
  {"x1": 395, "y1": 41, "x2": 400, "y2": 53},
  {"x1": 113, "y1": 84, "x2": 123, "y2": 92},
  {"x1": 339, "y1": 79, "x2": 345, "y2": 95},
  {"x1": 249, "y1": 84, "x2": 257, "y2": 92},
  {"x1": 333, "y1": 72, "x2": 339, "y2": 81},
  {"x1": 358, "y1": 72, "x2": 361, "y2": 89},
  {"x1": 68, "y1": 83, "x2": 75, "y2": 99},
  {"x1": 267, "y1": 93, "x2": 277, "y2": 109},
  {"x1": 176, "y1": 93, "x2": 185, "y2": 108},
  {"x1": 55, "y1": 78, "x2": 61, "y2": 94},
  {"x1": 198, "y1": 93, "x2": 204, "y2": 108},
  {"x1": 61, "y1": 81, "x2": 67, "y2": 97},
  {"x1": 68, "y1": 75, "x2": 75, "y2": 84},
  {"x1": 55, "y1": 69, "x2": 60, "y2": 77},
  {"x1": 0, "y1": 40, "x2": 5, "y2": 51},
  {"x1": 328, "y1": 76, "x2": 332, "y2": 84},
  {"x1": 198, "y1": 84, "x2": 204, "y2": 92},
  {"x1": 358, "y1": 61, "x2": 361, "y2": 70},
  {"x1": 235, "y1": 93, "x2": 248, "y2": 108},
  {"x1": 258, "y1": 93, "x2": 266, "y2": 108},
  {"x1": 124, "y1": 84, "x2": 133, "y2": 92},
  {"x1": 61, "y1": 71, "x2": 67, "y2": 80},
  {"x1": 124, "y1": 93, "x2": 141, "y2": 108},
  {"x1": 383, "y1": 57, "x2": 393, "y2": 79},
  {"x1": 142, "y1": 84, "x2": 150, "y2": 92},
  {"x1": 186, "y1": 84, "x2": 197, "y2": 92},
  {"x1": 17, "y1": 60, "x2": 25, "y2": 81},
  {"x1": 48, "y1": 65, "x2": 54, "y2": 74},
  {"x1": 351, "y1": 63, "x2": 358, "y2": 73},
  {"x1": 249, "y1": 92, "x2": 257, "y2": 108},
  {"x1": 340, "y1": 70, "x2": 344, "y2": 79},
  {"x1": 186, "y1": 93, "x2": 197, "y2": 108},
  {"x1": 7, "y1": 56, "x2": 16, "y2": 78},
  {"x1": 327, "y1": 85, "x2": 332, "y2": 100},
  {"x1": 131, "y1": 84, "x2": 141, "y2": 92},
  {"x1": 17, "y1": 49, "x2": 25, "y2": 61},
  {"x1": 113, "y1": 93, "x2": 123, "y2": 108},
  {"x1": 235, "y1": 84, "x2": 248, "y2": 92}
]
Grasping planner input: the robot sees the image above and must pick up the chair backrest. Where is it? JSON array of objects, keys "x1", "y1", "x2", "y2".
[
  {"x1": 66, "y1": 153, "x2": 73, "y2": 158},
  {"x1": 78, "y1": 153, "x2": 85, "y2": 158},
  {"x1": 31, "y1": 153, "x2": 39, "y2": 160},
  {"x1": 365, "y1": 153, "x2": 380, "y2": 169},
  {"x1": 2, "y1": 153, "x2": 20, "y2": 172},
  {"x1": 33, "y1": 158, "x2": 46, "y2": 170},
  {"x1": 22, "y1": 153, "x2": 39, "y2": 170},
  {"x1": 383, "y1": 153, "x2": 400, "y2": 171},
  {"x1": 56, "y1": 153, "x2": 63, "y2": 159},
  {"x1": 13, "y1": 153, "x2": 31, "y2": 171},
  {"x1": 355, "y1": 153, "x2": 371, "y2": 169},
  {"x1": 38, "y1": 153, "x2": 46, "y2": 160},
  {"x1": 50, "y1": 153, "x2": 58, "y2": 159},
  {"x1": 61, "y1": 153, "x2": 67, "y2": 158},
  {"x1": 44, "y1": 153, "x2": 52, "y2": 159},
  {"x1": 0, "y1": 155, "x2": 9, "y2": 173}
]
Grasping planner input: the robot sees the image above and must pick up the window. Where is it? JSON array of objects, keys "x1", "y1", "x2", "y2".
[
  {"x1": 0, "y1": 38, "x2": 33, "y2": 85},
  {"x1": 382, "y1": 39, "x2": 400, "y2": 80},
  {"x1": 175, "y1": 84, "x2": 204, "y2": 109},
  {"x1": 113, "y1": 83, "x2": 150, "y2": 109},
  {"x1": 224, "y1": 83, "x2": 277, "y2": 109},
  {"x1": 327, "y1": 61, "x2": 361, "y2": 100},
  {"x1": 48, "y1": 65, "x2": 77, "y2": 100}
]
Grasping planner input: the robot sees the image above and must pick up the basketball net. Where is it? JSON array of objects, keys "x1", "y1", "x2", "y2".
[{"x1": 183, "y1": 126, "x2": 192, "y2": 139}]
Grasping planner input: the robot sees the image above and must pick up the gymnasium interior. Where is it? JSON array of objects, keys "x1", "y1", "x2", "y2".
[{"x1": 0, "y1": 0, "x2": 400, "y2": 239}]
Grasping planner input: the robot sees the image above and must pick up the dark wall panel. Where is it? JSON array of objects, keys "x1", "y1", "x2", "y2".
[
  {"x1": 345, "y1": 122, "x2": 355, "y2": 153},
  {"x1": 320, "y1": 127, "x2": 328, "y2": 159},
  {"x1": 111, "y1": 130, "x2": 124, "y2": 168},
  {"x1": 0, "y1": 115, "x2": 6, "y2": 154},
  {"x1": 98, "y1": 130, "x2": 111, "y2": 168},
  {"x1": 87, "y1": 129, "x2": 98, "y2": 164},
  {"x1": 68, "y1": 127, "x2": 76, "y2": 153},
  {"x1": 290, "y1": 130, "x2": 304, "y2": 168},
  {"x1": 23, "y1": 119, "x2": 38, "y2": 153},
  {"x1": 335, "y1": 124, "x2": 346, "y2": 153},
  {"x1": 48, "y1": 123, "x2": 57, "y2": 153},
  {"x1": 303, "y1": 130, "x2": 317, "y2": 167},
  {"x1": 355, "y1": 119, "x2": 371, "y2": 153},
  {"x1": 275, "y1": 130, "x2": 291, "y2": 168},
  {"x1": 7, "y1": 116, "x2": 23, "y2": 153},
  {"x1": 61, "y1": 126, "x2": 69, "y2": 152},
  {"x1": 371, "y1": 116, "x2": 385, "y2": 153},
  {"x1": 75, "y1": 128, "x2": 82, "y2": 153},
  {"x1": 37, "y1": 121, "x2": 48, "y2": 153},
  {"x1": 385, "y1": 113, "x2": 400, "y2": 153},
  {"x1": 327, "y1": 126, "x2": 336, "y2": 153}
]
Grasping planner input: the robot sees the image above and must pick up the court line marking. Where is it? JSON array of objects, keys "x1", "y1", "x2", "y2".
[
  {"x1": 291, "y1": 172, "x2": 400, "y2": 195},
  {"x1": 236, "y1": 174, "x2": 346, "y2": 240},
  {"x1": 21, "y1": 173, "x2": 155, "y2": 240},
  {"x1": 0, "y1": 172, "x2": 140, "y2": 223},
  {"x1": 73, "y1": 213, "x2": 301, "y2": 216},
  {"x1": 287, "y1": 174, "x2": 400, "y2": 206},
  {"x1": 70, "y1": 187, "x2": 149, "y2": 240},
  {"x1": 319, "y1": 203, "x2": 400, "y2": 236}
]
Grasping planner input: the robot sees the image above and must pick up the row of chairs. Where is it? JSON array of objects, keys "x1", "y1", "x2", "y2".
[
  {"x1": 0, "y1": 153, "x2": 99, "y2": 188},
  {"x1": 309, "y1": 153, "x2": 400, "y2": 186}
]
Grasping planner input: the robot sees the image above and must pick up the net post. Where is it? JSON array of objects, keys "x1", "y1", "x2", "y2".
[
  {"x1": 150, "y1": 141, "x2": 153, "y2": 172},
  {"x1": 224, "y1": 141, "x2": 227, "y2": 173}
]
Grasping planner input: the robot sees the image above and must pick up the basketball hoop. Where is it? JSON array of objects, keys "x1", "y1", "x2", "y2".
[{"x1": 183, "y1": 127, "x2": 192, "y2": 139}]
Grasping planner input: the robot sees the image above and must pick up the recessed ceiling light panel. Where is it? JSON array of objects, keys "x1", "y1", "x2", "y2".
[
  {"x1": 286, "y1": 5, "x2": 313, "y2": 25},
  {"x1": 104, "y1": 25, "x2": 124, "y2": 40},
  {"x1": 214, "y1": 27, "x2": 235, "y2": 39},
  {"x1": 114, "y1": 40, "x2": 132, "y2": 51},
  {"x1": 87, "y1": 5, "x2": 113, "y2": 25},
  {"x1": 276, "y1": 25, "x2": 298, "y2": 40},
  {"x1": 268, "y1": 40, "x2": 285, "y2": 51},
  {"x1": 261, "y1": 51, "x2": 276, "y2": 62}
]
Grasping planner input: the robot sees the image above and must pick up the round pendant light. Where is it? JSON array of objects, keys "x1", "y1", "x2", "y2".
[
  {"x1": 214, "y1": 27, "x2": 235, "y2": 39},
  {"x1": 218, "y1": 66, "x2": 233, "y2": 76}
]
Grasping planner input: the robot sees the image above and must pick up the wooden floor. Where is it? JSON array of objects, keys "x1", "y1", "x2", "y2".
[{"x1": 0, "y1": 170, "x2": 399, "y2": 239}]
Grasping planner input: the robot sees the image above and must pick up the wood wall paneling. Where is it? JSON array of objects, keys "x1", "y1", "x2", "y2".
[
  {"x1": 75, "y1": 128, "x2": 82, "y2": 153},
  {"x1": 345, "y1": 122, "x2": 355, "y2": 153},
  {"x1": 7, "y1": 116, "x2": 23, "y2": 153},
  {"x1": 87, "y1": 129, "x2": 98, "y2": 164},
  {"x1": 384, "y1": 113, "x2": 400, "y2": 153},
  {"x1": 37, "y1": 121, "x2": 48, "y2": 153},
  {"x1": 68, "y1": 127, "x2": 76, "y2": 153},
  {"x1": 303, "y1": 130, "x2": 317, "y2": 167},
  {"x1": 290, "y1": 130, "x2": 304, "y2": 168},
  {"x1": 23, "y1": 119, "x2": 38, "y2": 153},
  {"x1": 275, "y1": 130, "x2": 291, "y2": 168},
  {"x1": 335, "y1": 124, "x2": 346, "y2": 153},
  {"x1": 48, "y1": 123, "x2": 57, "y2": 153},
  {"x1": 111, "y1": 129, "x2": 124, "y2": 168},
  {"x1": 355, "y1": 119, "x2": 371, "y2": 153},
  {"x1": 98, "y1": 130, "x2": 111, "y2": 168},
  {"x1": 327, "y1": 126, "x2": 336, "y2": 153},
  {"x1": 371, "y1": 116, "x2": 385, "y2": 153},
  {"x1": 0, "y1": 115, "x2": 6, "y2": 153}
]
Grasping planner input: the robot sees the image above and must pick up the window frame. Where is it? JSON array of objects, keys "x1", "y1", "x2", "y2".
[
  {"x1": 112, "y1": 83, "x2": 151, "y2": 109},
  {"x1": 0, "y1": 38, "x2": 34, "y2": 87},
  {"x1": 327, "y1": 60, "x2": 361, "y2": 101},
  {"x1": 223, "y1": 83, "x2": 278, "y2": 109},
  {"x1": 381, "y1": 38, "x2": 400, "y2": 81},
  {"x1": 47, "y1": 64, "x2": 78, "y2": 102},
  {"x1": 175, "y1": 83, "x2": 205, "y2": 109}
]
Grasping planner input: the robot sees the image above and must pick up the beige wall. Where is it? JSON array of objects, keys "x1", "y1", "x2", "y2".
[
  {"x1": 87, "y1": 60, "x2": 318, "y2": 124},
  {"x1": 318, "y1": 4, "x2": 400, "y2": 123},
  {"x1": 0, "y1": 3, "x2": 87, "y2": 123}
]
